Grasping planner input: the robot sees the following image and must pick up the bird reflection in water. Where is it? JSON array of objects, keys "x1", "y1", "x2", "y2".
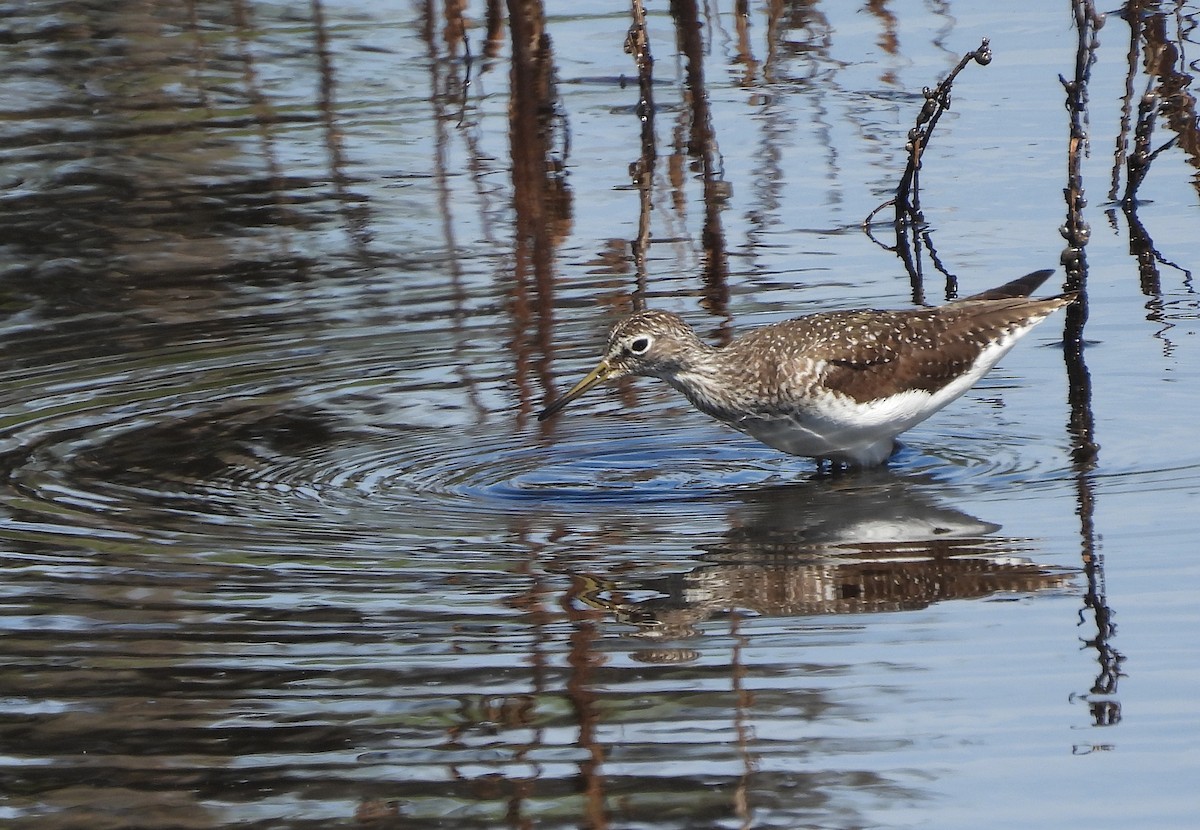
[{"x1": 570, "y1": 474, "x2": 1073, "y2": 645}]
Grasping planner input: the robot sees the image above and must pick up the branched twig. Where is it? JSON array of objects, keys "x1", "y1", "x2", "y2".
[
  {"x1": 863, "y1": 38, "x2": 994, "y2": 230},
  {"x1": 893, "y1": 38, "x2": 992, "y2": 225},
  {"x1": 862, "y1": 38, "x2": 991, "y2": 292}
]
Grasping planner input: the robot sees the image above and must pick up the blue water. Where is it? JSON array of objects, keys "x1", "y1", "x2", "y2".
[{"x1": 0, "y1": 1, "x2": 1197, "y2": 828}]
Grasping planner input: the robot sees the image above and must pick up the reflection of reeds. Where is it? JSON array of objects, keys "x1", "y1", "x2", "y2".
[
  {"x1": 231, "y1": 0, "x2": 297, "y2": 263},
  {"x1": 507, "y1": 0, "x2": 573, "y2": 423},
  {"x1": 670, "y1": 0, "x2": 730, "y2": 318},
  {"x1": 577, "y1": 557, "x2": 1071, "y2": 640},
  {"x1": 1108, "y1": 5, "x2": 1197, "y2": 295},
  {"x1": 312, "y1": 0, "x2": 373, "y2": 260},
  {"x1": 423, "y1": 1, "x2": 488, "y2": 423},
  {"x1": 1063, "y1": 0, "x2": 1123, "y2": 731},
  {"x1": 1110, "y1": 9, "x2": 1181, "y2": 208}
]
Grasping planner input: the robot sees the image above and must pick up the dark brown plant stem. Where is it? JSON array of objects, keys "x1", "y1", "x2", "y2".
[
  {"x1": 627, "y1": 0, "x2": 657, "y2": 304},
  {"x1": 893, "y1": 38, "x2": 991, "y2": 227}
]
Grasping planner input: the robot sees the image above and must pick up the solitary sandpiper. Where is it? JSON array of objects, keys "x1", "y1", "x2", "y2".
[{"x1": 537, "y1": 270, "x2": 1074, "y2": 467}]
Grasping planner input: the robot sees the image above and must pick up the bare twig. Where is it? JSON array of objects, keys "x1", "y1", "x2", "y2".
[
  {"x1": 860, "y1": 37, "x2": 992, "y2": 232},
  {"x1": 861, "y1": 39, "x2": 991, "y2": 292},
  {"x1": 1060, "y1": 0, "x2": 1103, "y2": 455},
  {"x1": 1062, "y1": 3, "x2": 1119, "y2": 724},
  {"x1": 1059, "y1": 1, "x2": 1105, "y2": 294},
  {"x1": 894, "y1": 38, "x2": 992, "y2": 223},
  {"x1": 626, "y1": 0, "x2": 657, "y2": 304}
]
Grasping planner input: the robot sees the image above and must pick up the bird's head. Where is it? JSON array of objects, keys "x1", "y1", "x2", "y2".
[{"x1": 536, "y1": 310, "x2": 703, "y2": 420}]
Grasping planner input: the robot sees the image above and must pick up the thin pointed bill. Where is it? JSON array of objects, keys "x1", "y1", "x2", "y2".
[{"x1": 537, "y1": 360, "x2": 613, "y2": 421}]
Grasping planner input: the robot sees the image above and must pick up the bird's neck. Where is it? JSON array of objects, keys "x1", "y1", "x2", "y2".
[{"x1": 660, "y1": 351, "x2": 744, "y2": 422}]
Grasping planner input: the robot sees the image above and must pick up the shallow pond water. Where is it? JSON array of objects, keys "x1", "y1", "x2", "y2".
[{"x1": 1, "y1": 1, "x2": 1199, "y2": 828}]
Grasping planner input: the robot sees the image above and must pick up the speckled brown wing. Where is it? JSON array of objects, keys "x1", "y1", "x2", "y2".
[{"x1": 803, "y1": 298, "x2": 1069, "y2": 405}]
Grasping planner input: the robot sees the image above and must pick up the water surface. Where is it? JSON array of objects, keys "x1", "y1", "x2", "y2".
[{"x1": 1, "y1": 1, "x2": 1198, "y2": 828}]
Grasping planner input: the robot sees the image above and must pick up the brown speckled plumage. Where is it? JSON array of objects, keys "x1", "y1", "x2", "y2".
[{"x1": 537, "y1": 270, "x2": 1074, "y2": 467}]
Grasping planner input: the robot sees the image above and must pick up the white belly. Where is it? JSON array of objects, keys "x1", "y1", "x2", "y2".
[
  {"x1": 730, "y1": 334, "x2": 1028, "y2": 465},
  {"x1": 735, "y1": 388, "x2": 939, "y2": 465}
]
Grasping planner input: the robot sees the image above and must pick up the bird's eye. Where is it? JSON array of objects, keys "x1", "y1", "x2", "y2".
[{"x1": 629, "y1": 335, "x2": 652, "y2": 355}]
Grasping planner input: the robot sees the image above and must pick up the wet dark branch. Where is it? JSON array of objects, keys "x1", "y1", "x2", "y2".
[
  {"x1": 892, "y1": 38, "x2": 991, "y2": 226},
  {"x1": 879, "y1": 221, "x2": 956, "y2": 305},
  {"x1": 626, "y1": 0, "x2": 655, "y2": 128},
  {"x1": 1060, "y1": 1, "x2": 1116, "y2": 728},
  {"x1": 626, "y1": 0, "x2": 657, "y2": 304},
  {"x1": 1058, "y1": 0, "x2": 1102, "y2": 302},
  {"x1": 862, "y1": 39, "x2": 990, "y2": 294},
  {"x1": 1059, "y1": 0, "x2": 1101, "y2": 466}
]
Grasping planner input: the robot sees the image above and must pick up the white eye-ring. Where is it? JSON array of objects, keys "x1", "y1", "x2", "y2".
[{"x1": 629, "y1": 335, "x2": 653, "y2": 355}]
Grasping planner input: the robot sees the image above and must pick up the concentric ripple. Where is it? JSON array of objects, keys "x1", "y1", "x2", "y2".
[{"x1": 6, "y1": 311, "x2": 1200, "y2": 559}]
